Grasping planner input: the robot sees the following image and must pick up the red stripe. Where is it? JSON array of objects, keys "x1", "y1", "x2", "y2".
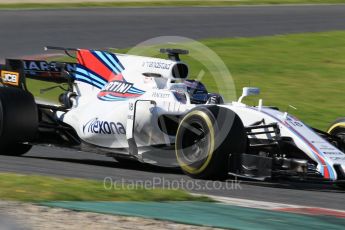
[
  {"x1": 323, "y1": 166, "x2": 330, "y2": 178},
  {"x1": 77, "y1": 49, "x2": 122, "y2": 82},
  {"x1": 98, "y1": 91, "x2": 141, "y2": 98},
  {"x1": 276, "y1": 207, "x2": 345, "y2": 218},
  {"x1": 251, "y1": 107, "x2": 332, "y2": 179},
  {"x1": 283, "y1": 121, "x2": 330, "y2": 179}
]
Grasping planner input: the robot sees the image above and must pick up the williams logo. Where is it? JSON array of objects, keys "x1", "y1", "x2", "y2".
[{"x1": 83, "y1": 118, "x2": 126, "y2": 135}]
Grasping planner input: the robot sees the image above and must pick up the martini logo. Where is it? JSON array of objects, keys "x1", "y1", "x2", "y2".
[
  {"x1": 97, "y1": 80, "x2": 145, "y2": 101},
  {"x1": 23, "y1": 61, "x2": 76, "y2": 73},
  {"x1": 1, "y1": 71, "x2": 19, "y2": 86},
  {"x1": 103, "y1": 81, "x2": 133, "y2": 94}
]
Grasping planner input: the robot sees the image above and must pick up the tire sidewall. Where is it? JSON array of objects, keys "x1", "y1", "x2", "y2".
[
  {"x1": 0, "y1": 87, "x2": 38, "y2": 154},
  {"x1": 0, "y1": 98, "x2": 3, "y2": 141},
  {"x1": 176, "y1": 106, "x2": 247, "y2": 179},
  {"x1": 328, "y1": 117, "x2": 345, "y2": 135}
]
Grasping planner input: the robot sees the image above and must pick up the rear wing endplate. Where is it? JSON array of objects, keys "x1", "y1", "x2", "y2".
[{"x1": 0, "y1": 59, "x2": 76, "y2": 90}]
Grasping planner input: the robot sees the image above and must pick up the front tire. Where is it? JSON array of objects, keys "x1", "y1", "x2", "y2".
[
  {"x1": 335, "y1": 182, "x2": 345, "y2": 189},
  {"x1": 328, "y1": 118, "x2": 345, "y2": 152},
  {"x1": 175, "y1": 106, "x2": 247, "y2": 179}
]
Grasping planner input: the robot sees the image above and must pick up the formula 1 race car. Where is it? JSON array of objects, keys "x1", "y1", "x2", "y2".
[{"x1": 1, "y1": 47, "x2": 345, "y2": 186}]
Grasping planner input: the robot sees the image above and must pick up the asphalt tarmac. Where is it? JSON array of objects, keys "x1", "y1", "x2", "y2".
[{"x1": 1, "y1": 5, "x2": 345, "y2": 59}]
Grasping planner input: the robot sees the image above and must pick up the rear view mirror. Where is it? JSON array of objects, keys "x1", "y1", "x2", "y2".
[{"x1": 238, "y1": 87, "x2": 260, "y2": 103}]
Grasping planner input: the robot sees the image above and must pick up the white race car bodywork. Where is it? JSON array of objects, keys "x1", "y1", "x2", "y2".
[
  {"x1": 62, "y1": 96, "x2": 345, "y2": 181},
  {"x1": 50, "y1": 49, "x2": 345, "y2": 181},
  {"x1": 228, "y1": 105, "x2": 345, "y2": 180}
]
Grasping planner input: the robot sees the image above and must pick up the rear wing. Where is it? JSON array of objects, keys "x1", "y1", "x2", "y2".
[{"x1": 0, "y1": 59, "x2": 76, "y2": 90}]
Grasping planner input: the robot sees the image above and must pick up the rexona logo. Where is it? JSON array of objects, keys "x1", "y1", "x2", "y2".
[
  {"x1": 1, "y1": 71, "x2": 19, "y2": 86},
  {"x1": 83, "y1": 118, "x2": 126, "y2": 135},
  {"x1": 103, "y1": 81, "x2": 133, "y2": 94}
]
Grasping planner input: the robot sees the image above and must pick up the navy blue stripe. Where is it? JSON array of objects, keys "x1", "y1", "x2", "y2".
[
  {"x1": 129, "y1": 87, "x2": 145, "y2": 93},
  {"x1": 90, "y1": 51, "x2": 119, "y2": 75},
  {"x1": 76, "y1": 64, "x2": 108, "y2": 84},
  {"x1": 75, "y1": 67, "x2": 107, "y2": 85},
  {"x1": 107, "y1": 52, "x2": 125, "y2": 70},
  {"x1": 75, "y1": 67, "x2": 107, "y2": 87},
  {"x1": 100, "y1": 52, "x2": 122, "y2": 73},
  {"x1": 75, "y1": 69, "x2": 107, "y2": 86},
  {"x1": 99, "y1": 95, "x2": 126, "y2": 101},
  {"x1": 127, "y1": 89, "x2": 145, "y2": 94},
  {"x1": 75, "y1": 73, "x2": 104, "y2": 88}
]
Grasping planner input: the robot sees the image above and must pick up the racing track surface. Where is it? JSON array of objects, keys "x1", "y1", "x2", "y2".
[
  {"x1": 1, "y1": 5, "x2": 345, "y2": 59},
  {"x1": 2, "y1": 146, "x2": 345, "y2": 210},
  {"x1": 1, "y1": 5, "x2": 345, "y2": 210}
]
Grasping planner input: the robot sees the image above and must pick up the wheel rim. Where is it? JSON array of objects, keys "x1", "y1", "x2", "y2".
[
  {"x1": 176, "y1": 110, "x2": 215, "y2": 174},
  {"x1": 180, "y1": 120, "x2": 210, "y2": 165}
]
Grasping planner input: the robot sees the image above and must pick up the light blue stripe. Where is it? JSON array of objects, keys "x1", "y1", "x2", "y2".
[
  {"x1": 76, "y1": 67, "x2": 107, "y2": 84},
  {"x1": 132, "y1": 87, "x2": 145, "y2": 93},
  {"x1": 75, "y1": 72, "x2": 105, "y2": 88},
  {"x1": 127, "y1": 88, "x2": 142, "y2": 93},
  {"x1": 104, "y1": 95, "x2": 120, "y2": 99},
  {"x1": 99, "y1": 96, "x2": 117, "y2": 101},
  {"x1": 104, "y1": 52, "x2": 122, "y2": 69},
  {"x1": 76, "y1": 68, "x2": 107, "y2": 86},
  {"x1": 100, "y1": 51, "x2": 122, "y2": 73},
  {"x1": 128, "y1": 87, "x2": 145, "y2": 94},
  {"x1": 127, "y1": 90, "x2": 144, "y2": 95},
  {"x1": 99, "y1": 97, "x2": 114, "y2": 101},
  {"x1": 105, "y1": 53, "x2": 124, "y2": 72},
  {"x1": 75, "y1": 75, "x2": 103, "y2": 88},
  {"x1": 105, "y1": 95, "x2": 126, "y2": 100},
  {"x1": 129, "y1": 88, "x2": 145, "y2": 93},
  {"x1": 95, "y1": 51, "x2": 120, "y2": 74}
]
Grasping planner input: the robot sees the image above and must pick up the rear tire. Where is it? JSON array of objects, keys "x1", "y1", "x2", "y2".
[
  {"x1": 175, "y1": 106, "x2": 247, "y2": 179},
  {"x1": 0, "y1": 87, "x2": 38, "y2": 156},
  {"x1": 0, "y1": 144, "x2": 32, "y2": 156}
]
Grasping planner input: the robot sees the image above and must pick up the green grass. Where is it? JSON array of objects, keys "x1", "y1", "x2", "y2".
[
  {"x1": 44, "y1": 30, "x2": 345, "y2": 130},
  {"x1": 200, "y1": 31, "x2": 345, "y2": 130},
  {"x1": 26, "y1": 78, "x2": 67, "y2": 103},
  {"x1": 0, "y1": 0, "x2": 344, "y2": 9},
  {"x1": 0, "y1": 173, "x2": 211, "y2": 202}
]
